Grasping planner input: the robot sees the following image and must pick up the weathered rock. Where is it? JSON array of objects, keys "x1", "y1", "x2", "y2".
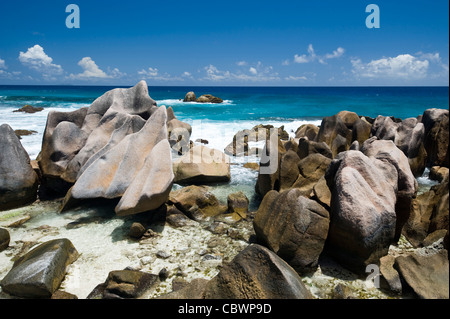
[
  {"x1": 337, "y1": 111, "x2": 360, "y2": 129},
  {"x1": 129, "y1": 222, "x2": 146, "y2": 239},
  {"x1": 0, "y1": 228, "x2": 10, "y2": 252},
  {"x1": 279, "y1": 150, "x2": 301, "y2": 191},
  {"x1": 422, "y1": 108, "x2": 449, "y2": 168},
  {"x1": 227, "y1": 191, "x2": 249, "y2": 219},
  {"x1": 297, "y1": 137, "x2": 332, "y2": 160},
  {"x1": 224, "y1": 126, "x2": 268, "y2": 157},
  {"x1": 0, "y1": 238, "x2": 79, "y2": 298},
  {"x1": 315, "y1": 114, "x2": 351, "y2": 149},
  {"x1": 158, "y1": 278, "x2": 209, "y2": 299},
  {"x1": 379, "y1": 255, "x2": 402, "y2": 295},
  {"x1": 243, "y1": 162, "x2": 259, "y2": 170},
  {"x1": 169, "y1": 185, "x2": 227, "y2": 221},
  {"x1": 167, "y1": 106, "x2": 192, "y2": 154},
  {"x1": 0, "y1": 124, "x2": 39, "y2": 211},
  {"x1": 291, "y1": 153, "x2": 332, "y2": 197},
  {"x1": 36, "y1": 107, "x2": 88, "y2": 197},
  {"x1": 254, "y1": 189, "x2": 330, "y2": 273},
  {"x1": 429, "y1": 166, "x2": 449, "y2": 182},
  {"x1": 203, "y1": 244, "x2": 313, "y2": 299},
  {"x1": 255, "y1": 138, "x2": 286, "y2": 197},
  {"x1": 89, "y1": 270, "x2": 159, "y2": 299},
  {"x1": 394, "y1": 251, "x2": 449, "y2": 299},
  {"x1": 371, "y1": 116, "x2": 427, "y2": 176},
  {"x1": 173, "y1": 145, "x2": 230, "y2": 184},
  {"x1": 14, "y1": 129, "x2": 37, "y2": 139},
  {"x1": 183, "y1": 91, "x2": 197, "y2": 102},
  {"x1": 166, "y1": 205, "x2": 196, "y2": 227},
  {"x1": 13, "y1": 105, "x2": 43, "y2": 113},
  {"x1": 51, "y1": 290, "x2": 78, "y2": 299},
  {"x1": 295, "y1": 124, "x2": 319, "y2": 140},
  {"x1": 325, "y1": 150, "x2": 398, "y2": 272},
  {"x1": 351, "y1": 117, "x2": 372, "y2": 145},
  {"x1": 196, "y1": 94, "x2": 223, "y2": 103},
  {"x1": 313, "y1": 176, "x2": 331, "y2": 209},
  {"x1": 64, "y1": 106, "x2": 173, "y2": 216},
  {"x1": 403, "y1": 175, "x2": 449, "y2": 247},
  {"x1": 361, "y1": 137, "x2": 417, "y2": 241},
  {"x1": 331, "y1": 134, "x2": 349, "y2": 158}
]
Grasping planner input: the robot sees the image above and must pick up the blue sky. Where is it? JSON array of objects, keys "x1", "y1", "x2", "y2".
[{"x1": 0, "y1": 0, "x2": 448, "y2": 86}]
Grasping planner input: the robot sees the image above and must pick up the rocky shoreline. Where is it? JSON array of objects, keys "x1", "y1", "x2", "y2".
[{"x1": 0, "y1": 81, "x2": 448, "y2": 299}]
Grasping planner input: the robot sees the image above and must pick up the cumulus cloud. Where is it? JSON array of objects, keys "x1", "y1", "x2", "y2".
[
  {"x1": 293, "y1": 44, "x2": 345, "y2": 64},
  {"x1": 351, "y1": 54, "x2": 430, "y2": 79},
  {"x1": 19, "y1": 44, "x2": 63, "y2": 75},
  {"x1": 0, "y1": 58, "x2": 6, "y2": 69},
  {"x1": 68, "y1": 57, "x2": 120, "y2": 80},
  {"x1": 236, "y1": 61, "x2": 248, "y2": 66},
  {"x1": 249, "y1": 67, "x2": 257, "y2": 75}
]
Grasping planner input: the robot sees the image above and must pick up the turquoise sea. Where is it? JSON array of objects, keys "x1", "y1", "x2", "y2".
[{"x1": 0, "y1": 85, "x2": 448, "y2": 160}]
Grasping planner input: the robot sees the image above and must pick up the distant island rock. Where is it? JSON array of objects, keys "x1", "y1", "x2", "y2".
[
  {"x1": 183, "y1": 92, "x2": 223, "y2": 104},
  {"x1": 13, "y1": 105, "x2": 44, "y2": 113}
]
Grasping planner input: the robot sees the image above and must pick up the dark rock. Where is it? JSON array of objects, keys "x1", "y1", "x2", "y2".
[
  {"x1": 0, "y1": 124, "x2": 39, "y2": 211},
  {"x1": 332, "y1": 283, "x2": 356, "y2": 299},
  {"x1": 227, "y1": 191, "x2": 249, "y2": 219},
  {"x1": 98, "y1": 270, "x2": 159, "y2": 299},
  {"x1": 291, "y1": 153, "x2": 332, "y2": 197},
  {"x1": 429, "y1": 166, "x2": 449, "y2": 182},
  {"x1": 195, "y1": 138, "x2": 209, "y2": 145},
  {"x1": 351, "y1": 117, "x2": 372, "y2": 146},
  {"x1": 51, "y1": 290, "x2": 78, "y2": 299},
  {"x1": 203, "y1": 244, "x2": 313, "y2": 299},
  {"x1": 0, "y1": 238, "x2": 79, "y2": 298},
  {"x1": 337, "y1": 111, "x2": 360, "y2": 129},
  {"x1": 422, "y1": 108, "x2": 449, "y2": 168},
  {"x1": 297, "y1": 137, "x2": 332, "y2": 160},
  {"x1": 158, "y1": 278, "x2": 209, "y2": 299},
  {"x1": 169, "y1": 185, "x2": 227, "y2": 222},
  {"x1": 0, "y1": 227, "x2": 10, "y2": 252},
  {"x1": 379, "y1": 255, "x2": 402, "y2": 295},
  {"x1": 196, "y1": 94, "x2": 223, "y2": 103},
  {"x1": 14, "y1": 129, "x2": 37, "y2": 139},
  {"x1": 279, "y1": 150, "x2": 301, "y2": 191},
  {"x1": 129, "y1": 222, "x2": 146, "y2": 239},
  {"x1": 255, "y1": 138, "x2": 286, "y2": 197},
  {"x1": 315, "y1": 114, "x2": 351, "y2": 149},
  {"x1": 254, "y1": 189, "x2": 329, "y2": 273},
  {"x1": 394, "y1": 251, "x2": 449, "y2": 299},
  {"x1": 295, "y1": 124, "x2": 319, "y2": 140},
  {"x1": 13, "y1": 105, "x2": 43, "y2": 113}
]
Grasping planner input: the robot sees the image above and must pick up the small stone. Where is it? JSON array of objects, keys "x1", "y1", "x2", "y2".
[
  {"x1": 0, "y1": 228, "x2": 10, "y2": 252},
  {"x1": 159, "y1": 268, "x2": 169, "y2": 281},
  {"x1": 129, "y1": 222, "x2": 146, "y2": 239},
  {"x1": 156, "y1": 250, "x2": 171, "y2": 259}
]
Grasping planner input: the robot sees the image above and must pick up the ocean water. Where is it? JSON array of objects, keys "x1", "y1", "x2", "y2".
[{"x1": 1, "y1": 85, "x2": 448, "y2": 159}]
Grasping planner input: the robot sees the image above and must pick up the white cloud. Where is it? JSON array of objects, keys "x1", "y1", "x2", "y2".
[
  {"x1": 138, "y1": 67, "x2": 159, "y2": 77},
  {"x1": 0, "y1": 58, "x2": 6, "y2": 69},
  {"x1": 69, "y1": 57, "x2": 111, "y2": 79},
  {"x1": 19, "y1": 45, "x2": 63, "y2": 75},
  {"x1": 236, "y1": 61, "x2": 248, "y2": 66},
  {"x1": 285, "y1": 75, "x2": 307, "y2": 81},
  {"x1": 293, "y1": 44, "x2": 345, "y2": 64},
  {"x1": 351, "y1": 54, "x2": 429, "y2": 79},
  {"x1": 282, "y1": 59, "x2": 290, "y2": 66},
  {"x1": 182, "y1": 71, "x2": 192, "y2": 77},
  {"x1": 204, "y1": 63, "x2": 280, "y2": 82}
]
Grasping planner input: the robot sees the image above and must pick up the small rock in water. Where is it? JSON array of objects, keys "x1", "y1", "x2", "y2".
[{"x1": 13, "y1": 105, "x2": 44, "y2": 113}]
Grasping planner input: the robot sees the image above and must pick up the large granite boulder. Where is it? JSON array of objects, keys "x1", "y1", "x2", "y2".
[
  {"x1": 255, "y1": 138, "x2": 286, "y2": 197},
  {"x1": 196, "y1": 94, "x2": 223, "y2": 104},
  {"x1": 167, "y1": 106, "x2": 192, "y2": 155},
  {"x1": 325, "y1": 150, "x2": 398, "y2": 272},
  {"x1": 315, "y1": 114, "x2": 351, "y2": 150},
  {"x1": 295, "y1": 124, "x2": 319, "y2": 140},
  {"x1": 203, "y1": 244, "x2": 313, "y2": 299},
  {"x1": 422, "y1": 108, "x2": 449, "y2": 168},
  {"x1": 173, "y1": 145, "x2": 230, "y2": 184},
  {"x1": 371, "y1": 115, "x2": 427, "y2": 176},
  {"x1": 351, "y1": 117, "x2": 372, "y2": 146},
  {"x1": 254, "y1": 189, "x2": 330, "y2": 273},
  {"x1": 297, "y1": 137, "x2": 332, "y2": 160},
  {"x1": 361, "y1": 137, "x2": 417, "y2": 241},
  {"x1": 0, "y1": 124, "x2": 39, "y2": 210},
  {"x1": 62, "y1": 106, "x2": 174, "y2": 216},
  {"x1": 0, "y1": 238, "x2": 79, "y2": 298},
  {"x1": 291, "y1": 153, "x2": 332, "y2": 197}
]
